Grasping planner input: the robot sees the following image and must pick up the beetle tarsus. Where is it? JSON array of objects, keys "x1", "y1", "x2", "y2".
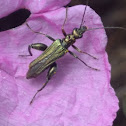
[{"x1": 30, "y1": 79, "x2": 49, "y2": 105}]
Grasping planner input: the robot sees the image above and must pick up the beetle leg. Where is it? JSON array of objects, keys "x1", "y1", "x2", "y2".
[
  {"x1": 62, "y1": 7, "x2": 68, "y2": 37},
  {"x1": 30, "y1": 62, "x2": 57, "y2": 104},
  {"x1": 28, "y1": 43, "x2": 48, "y2": 56},
  {"x1": 72, "y1": 45, "x2": 98, "y2": 60},
  {"x1": 26, "y1": 22, "x2": 55, "y2": 41},
  {"x1": 19, "y1": 43, "x2": 48, "y2": 56},
  {"x1": 68, "y1": 50, "x2": 100, "y2": 71}
]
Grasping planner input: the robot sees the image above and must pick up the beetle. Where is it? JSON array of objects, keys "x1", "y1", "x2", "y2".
[
  {"x1": 23, "y1": 0, "x2": 126, "y2": 104},
  {"x1": 24, "y1": 1, "x2": 99, "y2": 104}
]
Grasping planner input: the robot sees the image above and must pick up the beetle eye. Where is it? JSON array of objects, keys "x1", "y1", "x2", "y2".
[
  {"x1": 79, "y1": 32, "x2": 82, "y2": 35},
  {"x1": 79, "y1": 34, "x2": 82, "y2": 38}
]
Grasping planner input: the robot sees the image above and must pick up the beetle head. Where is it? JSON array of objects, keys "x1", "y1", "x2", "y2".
[{"x1": 73, "y1": 26, "x2": 87, "y2": 39}]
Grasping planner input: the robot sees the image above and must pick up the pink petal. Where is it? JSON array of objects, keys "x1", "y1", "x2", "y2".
[
  {"x1": 0, "y1": 0, "x2": 71, "y2": 18},
  {"x1": 0, "y1": 0, "x2": 23, "y2": 18},
  {"x1": 24, "y1": 0, "x2": 71, "y2": 13},
  {"x1": 0, "y1": 5, "x2": 119, "y2": 126}
]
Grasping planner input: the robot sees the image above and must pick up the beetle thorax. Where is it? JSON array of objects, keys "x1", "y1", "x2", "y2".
[
  {"x1": 62, "y1": 26, "x2": 87, "y2": 48},
  {"x1": 63, "y1": 28, "x2": 84, "y2": 46},
  {"x1": 64, "y1": 34, "x2": 76, "y2": 45}
]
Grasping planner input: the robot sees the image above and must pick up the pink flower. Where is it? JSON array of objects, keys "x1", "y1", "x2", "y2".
[{"x1": 0, "y1": 0, "x2": 119, "y2": 126}]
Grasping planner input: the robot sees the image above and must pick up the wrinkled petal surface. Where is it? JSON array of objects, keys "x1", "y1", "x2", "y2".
[
  {"x1": 0, "y1": 0, "x2": 71, "y2": 18},
  {"x1": 0, "y1": 3, "x2": 119, "y2": 126}
]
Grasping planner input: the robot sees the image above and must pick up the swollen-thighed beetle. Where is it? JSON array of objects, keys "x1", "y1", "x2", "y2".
[{"x1": 21, "y1": 0, "x2": 126, "y2": 104}]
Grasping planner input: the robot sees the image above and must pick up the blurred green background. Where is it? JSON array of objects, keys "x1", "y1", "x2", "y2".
[{"x1": 69, "y1": 0, "x2": 126, "y2": 126}]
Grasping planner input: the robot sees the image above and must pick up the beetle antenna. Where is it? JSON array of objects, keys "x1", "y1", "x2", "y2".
[
  {"x1": 80, "y1": 0, "x2": 89, "y2": 27},
  {"x1": 86, "y1": 26, "x2": 126, "y2": 31}
]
